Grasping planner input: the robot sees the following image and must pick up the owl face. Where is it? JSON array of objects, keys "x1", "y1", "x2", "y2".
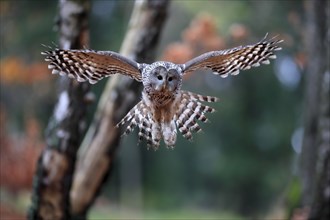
[{"x1": 143, "y1": 62, "x2": 182, "y2": 94}]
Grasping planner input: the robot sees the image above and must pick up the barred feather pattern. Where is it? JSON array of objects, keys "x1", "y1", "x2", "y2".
[
  {"x1": 42, "y1": 35, "x2": 281, "y2": 149},
  {"x1": 116, "y1": 101, "x2": 158, "y2": 148},
  {"x1": 175, "y1": 91, "x2": 218, "y2": 140},
  {"x1": 116, "y1": 91, "x2": 218, "y2": 149},
  {"x1": 183, "y1": 35, "x2": 283, "y2": 78},
  {"x1": 42, "y1": 48, "x2": 142, "y2": 84}
]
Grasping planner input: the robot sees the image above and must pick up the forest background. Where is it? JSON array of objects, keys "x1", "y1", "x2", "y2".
[{"x1": 0, "y1": 0, "x2": 328, "y2": 219}]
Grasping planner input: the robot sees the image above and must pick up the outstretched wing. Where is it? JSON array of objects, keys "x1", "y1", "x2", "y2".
[
  {"x1": 42, "y1": 48, "x2": 143, "y2": 84},
  {"x1": 182, "y1": 35, "x2": 282, "y2": 78}
]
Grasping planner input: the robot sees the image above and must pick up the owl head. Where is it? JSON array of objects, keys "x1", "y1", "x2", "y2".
[{"x1": 142, "y1": 61, "x2": 183, "y2": 94}]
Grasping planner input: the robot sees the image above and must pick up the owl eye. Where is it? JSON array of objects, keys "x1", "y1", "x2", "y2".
[
  {"x1": 157, "y1": 75, "x2": 163, "y2": 80},
  {"x1": 168, "y1": 77, "x2": 173, "y2": 82}
]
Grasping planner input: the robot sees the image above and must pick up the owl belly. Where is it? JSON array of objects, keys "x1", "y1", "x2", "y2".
[
  {"x1": 142, "y1": 91, "x2": 178, "y2": 147},
  {"x1": 142, "y1": 90, "x2": 176, "y2": 122}
]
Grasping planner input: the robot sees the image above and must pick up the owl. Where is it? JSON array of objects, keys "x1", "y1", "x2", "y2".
[{"x1": 42, "y1": 35, "x2": 282, "y2": 149}]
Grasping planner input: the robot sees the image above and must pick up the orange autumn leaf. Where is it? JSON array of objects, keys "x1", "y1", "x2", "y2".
[
  {"x1": 182, "y1": 14, "x2": 224, "y2": 51},
  {"x1": 160, "y1": 13, "x2": 226, "y2": 79},
  {"x1": 229, "y1": 23, "x2": 250, "y2": 42},
  {"x1": 0, "y1": 57, "x2": 25, "y2": 84},
  {"x1": 162, "y1": 43, "x2": 194, "y2": 63},
  {"x1": 0, "y1": 57, "x2": 50, "y2": 85},
  {"x1": 0, "y1": 108, "x2": 43, "y2": 191}
]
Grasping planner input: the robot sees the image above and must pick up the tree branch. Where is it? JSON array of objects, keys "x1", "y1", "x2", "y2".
[
  {"x1": 301, "y1": 0, "x2": 330, "y2": 219},
  {"x1": 70, "y1": 0, "x2": 170, "y2": 217},
  {"x1": 28, "y1": 0, "x2": 91, "y2": 219}
]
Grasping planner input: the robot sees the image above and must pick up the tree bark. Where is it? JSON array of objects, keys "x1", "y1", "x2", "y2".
[
  {"x1": 28, "y1": 0, "x2": 90, "y2": 220},
  {"x1": 307, "y1": 0, "x2": 330, "y2": 218},
  {"x1": 300, "y1": 0, "x2": 329, "y2": 219},
  {"x1": 70, "y1": 0, "x2": 169, "y2": 218}
]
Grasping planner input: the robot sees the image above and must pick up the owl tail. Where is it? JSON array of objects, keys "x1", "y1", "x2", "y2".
[
  {"x1": 117, "y1": 102, "x2": 174, "y2": 150},
  {"x1": 175, "y1": 91, "x2": 219, "y2": 141},
  {"x1": 117, "y1": 91, "x2": 218, "y2": 149},
  {"x1": 116, "y1": 101, "x2": 156, "y2": 147}
]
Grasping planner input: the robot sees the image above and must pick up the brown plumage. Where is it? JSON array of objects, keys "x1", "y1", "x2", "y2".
[{"x1": 42, "y1": 35, "x2": 282, "y2": 149}]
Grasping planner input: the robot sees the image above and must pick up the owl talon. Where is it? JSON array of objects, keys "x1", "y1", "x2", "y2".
[
  {"x1": 151, "y1": 144, "x2": 159, "y2": 151},
  {"x1": 166, "y1": 145, "x2": 175, "y2": 150}
]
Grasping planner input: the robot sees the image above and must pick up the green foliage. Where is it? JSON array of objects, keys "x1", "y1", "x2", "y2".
[{"x1": 286, "y1": 177, "x2": 302, "y2": 214}]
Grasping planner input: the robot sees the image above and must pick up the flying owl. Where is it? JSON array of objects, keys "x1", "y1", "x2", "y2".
[{"x1": 42, "y1": 35, "x2": 282, "y2": 149}]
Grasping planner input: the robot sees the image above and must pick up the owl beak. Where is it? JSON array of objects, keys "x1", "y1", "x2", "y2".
[{"x1": 155, "y1": 82, "x2": 166, "y2": 91}]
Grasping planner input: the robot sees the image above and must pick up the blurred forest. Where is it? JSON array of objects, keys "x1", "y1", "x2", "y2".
[{"x1": 0, "y1": 0, "x2": 328, "y2": 220}]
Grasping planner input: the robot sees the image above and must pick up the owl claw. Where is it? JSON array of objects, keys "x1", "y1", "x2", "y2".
[
  {"x1": 166, "y1": 145, "x2": 175, "y2": 150},
  {"x1": 150, "y1": 144, "x2": 159, "y2": 151}
]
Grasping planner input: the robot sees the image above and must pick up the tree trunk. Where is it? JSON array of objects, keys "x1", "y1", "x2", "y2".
[
  {"x1": 300, "y1": 0, "x2": 330, "y2": 219},
  {"x1": 70, "y1": 0, "x2": 169, "y2": 218},
  {"x1": 28, "y1": 0, "x2": 90, "y2": 220}
]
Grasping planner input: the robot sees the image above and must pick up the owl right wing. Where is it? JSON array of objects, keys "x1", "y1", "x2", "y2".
[
  {"x1": 42, "y1": 48, "x2": 143, "y2": 84},
  {"x1": 181, "y1": 35, "x2": 282, "y2": 78}
]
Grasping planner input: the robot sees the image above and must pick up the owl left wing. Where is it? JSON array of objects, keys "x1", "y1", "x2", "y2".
[
  {"x1": 42, "y1": 48, "x2": 143, "y2": 84},
  {"x1": 181, "y1": 35, "x2": 282, "y2": 78}
]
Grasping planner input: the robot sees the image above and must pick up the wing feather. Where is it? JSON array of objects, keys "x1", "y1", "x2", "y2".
[
  {"x1": 175, "y1": 91, "x2": 218, "y2": 140},
  {"x1": 182, "y1": 35, "x2": 282, "y2": 78},
  {"x1": 116, "y1": 100, "x2": 158, "y2": 148},
  {"x1": 42, "y1": 48, "x2": 143, "y2": 83}
]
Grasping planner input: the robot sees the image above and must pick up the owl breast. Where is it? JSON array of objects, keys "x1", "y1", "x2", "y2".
[
  {"x1": 142, "y1": 90, "x2": 179, "y2": 147},
  {"x1": 145, "y1": 87, "x2": 175, "y2": 107}
]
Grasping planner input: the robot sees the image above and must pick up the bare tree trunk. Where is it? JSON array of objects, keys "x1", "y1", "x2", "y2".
[
  {"x1": 301, "y1": 0, "x2": 330, "y2": 219},
  {"x1": 309, "y1": 70, "x2": 330, "y2": 219},
  {"x1": 70, "y1": 0, "x2": 169, "y2": 218},
  {"x1": 28, "y1": 0, "x2": 90, "y2": 220},
  {"x1": 307, "y1": 0, "x2": 330, "y2": 218}
]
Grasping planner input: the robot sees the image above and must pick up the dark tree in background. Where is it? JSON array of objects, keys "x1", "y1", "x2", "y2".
[
  {"x1": 28, "y1": 0, "x2": 91, "y2": 219},
  {"x1": 300, "y1": 0, "x2": 329, "y2": 219}
]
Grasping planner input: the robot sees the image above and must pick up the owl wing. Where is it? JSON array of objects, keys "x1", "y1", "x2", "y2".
[
  {"x1": 42, "y1": 48, "x2": 143, "y2": 83},
  {"x1": 181, "y1": 35, "x2": 282, "y2": 78}
]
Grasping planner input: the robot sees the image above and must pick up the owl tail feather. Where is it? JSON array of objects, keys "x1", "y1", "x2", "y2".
[
  {"x1": 175, "y1": 91, "x2": 219, "y2": 141},
  {"x1": 117, "y1": 91, "x2": 218, "y2": 149},
  {"x1": 116, "y1": 101, "x2": 159, "y2": 148}
]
